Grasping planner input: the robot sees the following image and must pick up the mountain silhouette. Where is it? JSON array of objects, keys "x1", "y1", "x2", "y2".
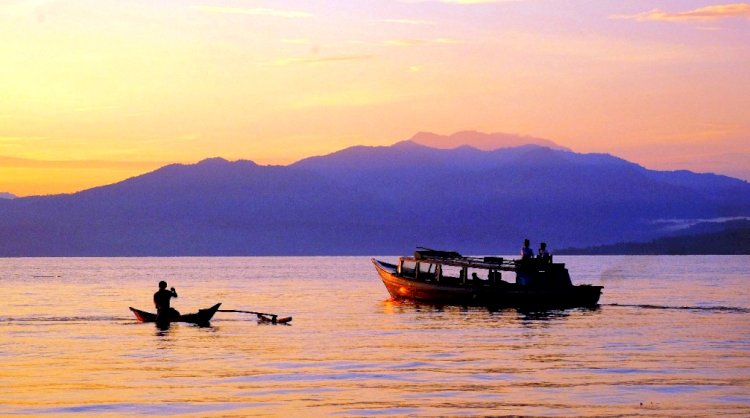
[{"x1": 1, "y1": 142, "x2": 749, "y2": 256}]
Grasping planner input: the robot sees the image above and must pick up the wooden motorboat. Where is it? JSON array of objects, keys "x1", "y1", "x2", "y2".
[
  {"x1": 372, "y1": 249, "x2": 602, "y2": 308},
  {"x1": 129, "y1": 303, "x2": 222, "y2": 325}
]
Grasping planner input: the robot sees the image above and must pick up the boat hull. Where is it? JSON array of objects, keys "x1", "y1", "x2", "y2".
[
  {"x1": 129, "y1": 303, "x2": 222, "y2": 325},
  {"x1": 372, "y1": 259, "x2": 601, "y2": 309}
]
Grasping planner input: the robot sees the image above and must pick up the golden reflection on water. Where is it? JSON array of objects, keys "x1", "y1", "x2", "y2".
[{"x1": 0, "y1": 256, "x2": 749, "y2": 416}]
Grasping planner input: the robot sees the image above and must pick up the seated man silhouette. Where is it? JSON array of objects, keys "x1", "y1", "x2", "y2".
[
  {"x1": 154, "y1": 280, "x2": 180, "y2": 322},
  {"x1": 537, "y1": 242, "x2": 552, "y2": 263}
]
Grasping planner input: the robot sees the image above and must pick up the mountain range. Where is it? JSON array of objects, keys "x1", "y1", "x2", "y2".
[{"x1": 1, "y1": 138, "x2": 749, "y2": 256}]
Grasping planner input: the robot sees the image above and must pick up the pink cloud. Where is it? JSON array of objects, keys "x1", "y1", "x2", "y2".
[{"x1": 612, "y1": 3, "x2": 750, "y2": 22}]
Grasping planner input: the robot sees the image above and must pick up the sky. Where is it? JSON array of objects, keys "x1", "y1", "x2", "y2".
[{"x1": 1, "y1": 0, "x2": 749, "y2": 196}]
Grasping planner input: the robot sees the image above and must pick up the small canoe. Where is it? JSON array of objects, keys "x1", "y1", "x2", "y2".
[{"x1": 129, "y1": 303, "x2": 222, "y2": 325}]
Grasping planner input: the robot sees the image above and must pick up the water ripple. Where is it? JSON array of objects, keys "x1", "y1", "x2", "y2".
[{"x1": 603, "y1": 303, "x2": 750, "y2": 313}]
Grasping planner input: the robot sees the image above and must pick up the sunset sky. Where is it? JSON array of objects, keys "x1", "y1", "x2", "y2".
[{"x1": 1, "y1": 0, "x2": 749, "y2": 196}]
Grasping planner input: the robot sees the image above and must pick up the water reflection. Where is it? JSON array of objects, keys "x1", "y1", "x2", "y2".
[
  {"x1": 514, "y1": 306, "x2": 600, "y2": 321},
  {"x1": 155, "y1": 323, "x2": 171, "y2": 333},
  {"x1": 382, "y1": 297, "x2": 601, "y2": 323},
  {"x1": 603, "y1": 303, "x2": 749, "y2": 313}
]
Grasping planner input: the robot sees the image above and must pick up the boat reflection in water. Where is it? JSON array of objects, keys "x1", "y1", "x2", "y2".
[
  {"x1": 381, "y1": 297, "x2": 601, "y2": 325},
  {"x1": 372, "y1": 248, "x2": 602, "y2": 309}
]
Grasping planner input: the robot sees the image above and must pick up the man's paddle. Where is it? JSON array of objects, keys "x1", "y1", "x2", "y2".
[{"x1": 217, "y1": 309, "x2": 292, "y2": 324}]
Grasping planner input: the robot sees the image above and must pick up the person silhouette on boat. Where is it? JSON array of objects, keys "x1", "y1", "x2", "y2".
[
  {"x1": 154, "y1": 281, "x2": 179, "y2": 321},
  {"x1": 537, "y1": 242, "x2": 551, "y2": 263},
  {"x1": 521, "y1": 239, "x2": 534, "y2": 260}
]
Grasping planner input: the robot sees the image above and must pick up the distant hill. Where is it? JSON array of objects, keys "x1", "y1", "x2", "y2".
[
  {"x1": 0, "y1": 192, "x2": 15, "y2": 199},
  {"x1": 0, "y1": 141, "x2": 749, "y2": 256},
  {"x1": 409, "y1": 131, "x2": 569, "y2": 151},
  {"x1": 557, "y1": 220, "x2": 750, "y2": 255}
]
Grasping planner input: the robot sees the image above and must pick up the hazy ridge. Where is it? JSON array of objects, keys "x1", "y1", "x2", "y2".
[{"x1": 558, "y1": 219, "x2": 750, "y2": 255}]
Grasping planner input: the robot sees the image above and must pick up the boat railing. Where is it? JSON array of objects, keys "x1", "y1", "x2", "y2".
[
  {"x1": 403, "y1": 253, "x2": 561, "y2": 273},
  {"x1": 403, "y1": 255, "x2": 518, "y2": 271}
]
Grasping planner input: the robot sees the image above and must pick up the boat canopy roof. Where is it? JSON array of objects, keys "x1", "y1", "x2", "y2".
[{"x1": 404, "y1": 248, "x2": 519, "y2": 271}]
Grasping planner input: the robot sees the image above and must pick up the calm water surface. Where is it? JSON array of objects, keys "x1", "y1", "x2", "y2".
[{"x1": 1, "y1": 256, "x2": 748, "y2": 416}]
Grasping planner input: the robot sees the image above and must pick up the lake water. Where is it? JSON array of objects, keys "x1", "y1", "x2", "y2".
[{"x1": 1, "y1": 256, "x2": 748, "y2": 417}]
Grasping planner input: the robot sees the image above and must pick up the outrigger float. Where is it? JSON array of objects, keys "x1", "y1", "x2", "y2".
[{"x1": 372, "y1": 248, "x2": 602, "y2": 308}]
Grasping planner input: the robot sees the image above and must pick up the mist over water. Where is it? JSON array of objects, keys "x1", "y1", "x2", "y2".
[{"x1": 1, "y1": 256, "x2": 749, "y2": 416}]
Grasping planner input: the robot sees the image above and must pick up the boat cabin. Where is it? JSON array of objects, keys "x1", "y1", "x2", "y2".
[{"x1": 396, "y1": 249, "x2": 572, "y2": 288}]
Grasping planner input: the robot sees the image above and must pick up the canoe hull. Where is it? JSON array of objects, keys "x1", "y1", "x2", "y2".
[
  {"x1": 373, "y1": 259, "x2": 601, "y2": 309},
  {"x1": 129, "y1": 303, "x2": 222, "y2": 325}
]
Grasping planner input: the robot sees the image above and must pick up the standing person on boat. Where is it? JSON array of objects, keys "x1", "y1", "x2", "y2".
[
  {"x1": 521, "y1": 239, "x2": 534, "y2": 260},
  {"x1": 537, "y1": 242, "x2": 551, "y2": 262},
  {"x1": 154, "y1": 281, "x2": 179, "y2": 321}
]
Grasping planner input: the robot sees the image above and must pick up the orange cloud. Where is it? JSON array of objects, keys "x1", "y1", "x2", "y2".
[
  {"x1": 442, "y1": 0, "x2": 518, "y2": 3},
  {"x1": 0, "y1": 156, "x2": 167, "y2": 169},
  {"x1": 612, "y1": 3, "x2": 750, "y2": 22},
  {"x1": 377, "y1": 19, "x2": 435, "y2": 25},
  {"x1": 265, "y1": 54, "x2": 374, "y2": 66},
  {"x1": 191, "y1": 5, "x2": 311, "y2": 19},
  {"x1": 385, "y1": 38, "x2": 463, "y2": 47},
  {"x1": 402, "y1": 0, "x2": 522, "y2": 3},
  {"x1": 386, "y1": 39, "x2": 427, "y2": 47}
]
